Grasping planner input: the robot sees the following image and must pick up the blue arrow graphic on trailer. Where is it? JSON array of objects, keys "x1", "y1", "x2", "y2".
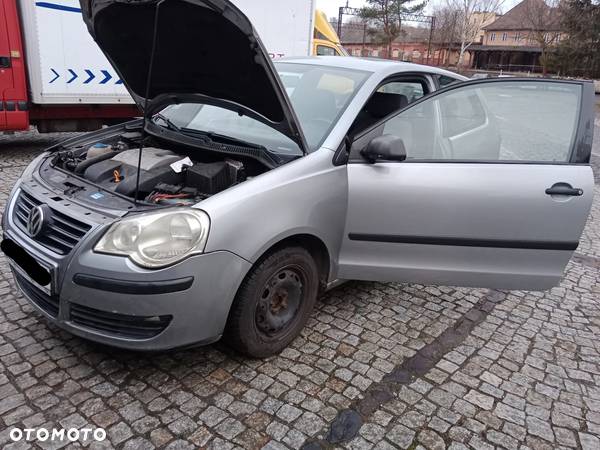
[
  {"x1": 116, "y1": 79, "x2": 123, "y2": 85},
  {"x1": 49, "y1": 68, "x2": 59, "y2": 83},
  {"x1": 67, "y1": 69, "x2": 78, "y2": 84},
  {"x1": 35, "y1": 2, "x2": 82, "y2": 13},
  {"x1": 100, "y1": 70, "x2": 112, "y2": 84},
  {"x1": 84, "y1": 69, "x2": 95, "y2": 84}
]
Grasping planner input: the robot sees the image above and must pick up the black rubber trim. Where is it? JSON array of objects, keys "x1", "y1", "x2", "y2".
[
  {"x1": 5, "y1": 101, "x2": 15, "y2": 111},
  {"x1": 73, "y1": 273, "x2": 194, "y2": 295},
  {"x1": 17, "y1": 101, "x2": 28, "y2": 111},
  {"x1": 348, "y1": 233, "x2": 579, "y2": 251}
]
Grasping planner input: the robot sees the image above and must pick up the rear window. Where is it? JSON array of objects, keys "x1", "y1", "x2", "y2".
[{"x1": 437, "y1": 75, "x2": 462, "y2": 87}]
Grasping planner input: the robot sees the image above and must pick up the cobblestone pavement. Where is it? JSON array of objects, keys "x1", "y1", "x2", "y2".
[{"x1": 0, "y1": 104, "x2": 599, "y2": 450}]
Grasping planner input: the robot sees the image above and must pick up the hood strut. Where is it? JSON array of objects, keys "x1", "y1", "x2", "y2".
[
  {"x1": 81, "y1": 0, "x2": 309, "y2": 155},
  {"x1": 134, "y1": 0, "x2": 164, "y2": 205}
]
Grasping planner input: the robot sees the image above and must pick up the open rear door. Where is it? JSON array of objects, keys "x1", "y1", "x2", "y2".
[{"x1": 338, "y1": 79, "x2": 595, "y2": 290}]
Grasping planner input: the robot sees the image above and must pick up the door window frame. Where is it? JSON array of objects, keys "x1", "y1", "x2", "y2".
[
  {"x1": 347, "y1": 73, "x2": 434, "y2": 134},
  {"x1": 333, "y1": 73, "x2": 435, "y2": 166},
  {"x1": 344, "y1": 78, "x2": 595, "y2": 166}
]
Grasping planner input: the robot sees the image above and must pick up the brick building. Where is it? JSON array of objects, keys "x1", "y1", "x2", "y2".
[
  {"x1": 469, "y1": 0, "x2": 562, "y2": 72},
  {"x1": 337, "y1": 23, "x2": 436, "y2": 64}
]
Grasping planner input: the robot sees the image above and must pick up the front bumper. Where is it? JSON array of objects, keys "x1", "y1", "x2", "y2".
[{"x1": 3, "y1": 184, "x2": 251, "y2": 351}]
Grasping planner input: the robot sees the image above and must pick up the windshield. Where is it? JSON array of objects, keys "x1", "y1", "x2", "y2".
[{"x1": 158, "y1": 63, "x2": 369, "y2": 154}]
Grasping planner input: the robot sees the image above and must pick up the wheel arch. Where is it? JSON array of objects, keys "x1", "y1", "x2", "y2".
[
  {"x1": 223, "y1": 233, "x2": 332, "y2": 356},
  {"x1": 253, "y1": 233, "x2": 332, "y2": 291}
]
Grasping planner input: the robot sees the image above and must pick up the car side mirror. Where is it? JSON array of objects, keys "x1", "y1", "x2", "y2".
[{"x1": 360, "y1": 135, "x2": 407, "y2": 164}]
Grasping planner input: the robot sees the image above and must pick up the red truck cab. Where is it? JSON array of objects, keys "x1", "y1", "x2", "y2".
[
  {"x1": 0, "y1": 0, "x2": 28, "y2": 130},
  {"x1": 0, "y1": 0, "x2": 138, "y2": 132}
]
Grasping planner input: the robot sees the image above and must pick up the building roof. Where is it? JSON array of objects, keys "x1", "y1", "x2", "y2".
[{"x1": 483, "y1": 0, "x2": 561, "y2": 31}]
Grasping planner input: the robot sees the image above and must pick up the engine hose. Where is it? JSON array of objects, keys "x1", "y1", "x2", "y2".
[{"x1": 74, "y1": 151, "x2": 120, "y2": 174}]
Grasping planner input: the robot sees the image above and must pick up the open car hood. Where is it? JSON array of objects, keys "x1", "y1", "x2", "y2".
[{"x1": 80, "y1": 0, "x2": 307, "y2": 153}]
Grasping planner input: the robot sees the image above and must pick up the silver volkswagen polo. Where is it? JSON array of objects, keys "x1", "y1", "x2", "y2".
[{"x1": 1, "y1": 0, "x2": 595, "y2": 357}]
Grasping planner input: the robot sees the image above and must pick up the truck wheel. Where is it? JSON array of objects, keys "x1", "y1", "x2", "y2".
[{"x1": 225, "y1": 247, "x2": 319, "y2": 358}]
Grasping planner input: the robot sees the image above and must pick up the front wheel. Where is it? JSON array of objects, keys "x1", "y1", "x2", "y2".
[{"x1": 224, "y1": 247, "x2": 319, "y2": 358}]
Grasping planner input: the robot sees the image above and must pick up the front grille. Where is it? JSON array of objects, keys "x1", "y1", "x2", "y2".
[
  {"x1": 14, "y1": 271, "x2": 59, "y2": 317},
  {"x1": 13, "y1": 190, "x2": 92, "y2": 255},
  {"x1": 69, "y1": 303, "x2": 172, "y2": 339}
]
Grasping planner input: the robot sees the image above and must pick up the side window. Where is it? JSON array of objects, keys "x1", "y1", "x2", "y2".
[
  {"x1": 317, "y1": 45, "x2": 338, "y2": 56},
  {"x1": 436, "y1": 75, "x2": 461, "y2": 87},
  {"x1": 380, "y1": 81, "x2": 582, "y2": 162},
  {"x1": 351, "y1": 78, "x2": 429, "y2": 134},
  {"x1": 439, "y1": 88, "x2": 486, "y2": 137},
  {"x1": 378, "y1": 81, "x2": 425, "y2": 103}
]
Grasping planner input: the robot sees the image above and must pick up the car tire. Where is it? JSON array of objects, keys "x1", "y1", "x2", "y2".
[{"x1": 224, "y1": 246, "x2": 319, "y2": 358}]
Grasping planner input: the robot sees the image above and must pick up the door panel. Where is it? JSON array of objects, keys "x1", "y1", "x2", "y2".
[
  {"x1": 340, "y1": 163, "x2": 593, "y2": 290},
  {"x1": 338, "y1": 79, "x2": 595, "y2": 290}
]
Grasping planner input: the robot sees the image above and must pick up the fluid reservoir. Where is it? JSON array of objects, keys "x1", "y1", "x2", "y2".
[{"x1": 87, "y1": 143, "x2": 113, "y2": 159}]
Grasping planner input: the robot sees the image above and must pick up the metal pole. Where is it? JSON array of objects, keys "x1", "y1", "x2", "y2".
[
  {"x1": 338, "y1": 7, "x2": 343, "y2": 38},
  {"x1": 362, "y1": 22, "x2": 367, "y2": 56},
  {"x1": 396, "y1": 1, "x2": 402, "y2": 60},
  {"x1": 427, "y1": 16, "x2": 435, "y2": 65}
]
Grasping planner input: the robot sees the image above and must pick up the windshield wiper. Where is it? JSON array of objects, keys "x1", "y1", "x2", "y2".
[
  {"x1": 153, "y1": 113, "x2": 181, "y2": 132},
  {"x1": 179, "y1": 128, "x2": 264, "y2": 150}
]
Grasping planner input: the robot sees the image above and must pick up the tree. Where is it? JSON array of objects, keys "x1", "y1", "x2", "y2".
[
  {"x1": 431, "y1": 4, "x2": 461, "y2": 65},
  {"x1": 358, "y1": 0, "x2": 427, "y2": 59},
  {"x1": 522, "y1": 0, "x2": 561, "y2": 75},
  {"x1": 551, "y1": 0, "x2": 600, "y2": 78},
  {"x1": 446, "y1": 0, "x2": 504, "y2": 68}
]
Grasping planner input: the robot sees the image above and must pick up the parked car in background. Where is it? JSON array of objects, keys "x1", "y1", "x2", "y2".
[
  {"x1": 471, "y1": 73, "x2": 491, "y2": 79},
  {"x1": 1, "y1": 0, "x2": 595, "y2": 357}
]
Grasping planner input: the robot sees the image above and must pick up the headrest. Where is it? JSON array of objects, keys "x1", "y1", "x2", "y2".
[{"x1": 365, "y1": 92, "x2": 409, "y2": 118}]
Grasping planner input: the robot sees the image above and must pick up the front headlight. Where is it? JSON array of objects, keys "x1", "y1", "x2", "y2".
[{"x1": 94, "y1": 209, "x2": 210, "y2": 269}]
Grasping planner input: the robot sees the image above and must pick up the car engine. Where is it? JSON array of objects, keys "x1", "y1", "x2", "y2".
[{"x1": 52, "y1": 137, "x2": 254, "y2": 206}]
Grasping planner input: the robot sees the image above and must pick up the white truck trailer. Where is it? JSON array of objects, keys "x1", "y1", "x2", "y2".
[{"x1": 0, "y1": 0, "x2": 316, "y2": 132}]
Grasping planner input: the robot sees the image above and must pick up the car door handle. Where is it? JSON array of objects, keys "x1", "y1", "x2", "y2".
[{"x1": 545, "y1": 183, "x2": 583, "y2": 197}]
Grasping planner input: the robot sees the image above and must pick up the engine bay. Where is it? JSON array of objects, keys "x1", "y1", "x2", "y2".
[{"x1": 50, "y1": 131, "x2": 269, "y2": 206}]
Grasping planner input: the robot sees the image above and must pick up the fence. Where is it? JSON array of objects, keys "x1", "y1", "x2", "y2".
[{"x1": 477, "y1": 63, "x2": 545, "y2": 74}]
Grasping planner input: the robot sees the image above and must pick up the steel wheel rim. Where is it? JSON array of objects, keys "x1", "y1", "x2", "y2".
[{"x1": 255, "y1": 265, "x2": 305, "y2": 338}]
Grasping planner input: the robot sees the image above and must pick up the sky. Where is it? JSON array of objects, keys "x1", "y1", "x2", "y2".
[
  {"x1": 316, "y1": 0, "x2": 366, "y2": 19},
  {"x1": 315, "y1": 0, "x2": 521, "y2": 21}
]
